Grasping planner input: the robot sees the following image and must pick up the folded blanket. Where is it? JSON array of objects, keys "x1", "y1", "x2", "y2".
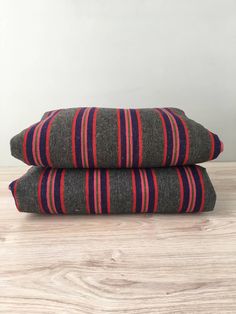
[
  {"x1": 9, "y1": 166, "x2": 216, "y2": 214},
  {"x1": 10, "y1": 107, "x2": 223, "y2": 168}
]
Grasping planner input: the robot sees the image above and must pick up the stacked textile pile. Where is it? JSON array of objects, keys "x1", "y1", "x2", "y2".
[{"x1": 9, "y1": 107, "x2": 223, "y2": 214}]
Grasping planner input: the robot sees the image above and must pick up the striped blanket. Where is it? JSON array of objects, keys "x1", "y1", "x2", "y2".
[
  {"x1": 10, "y1": 107, "x2": 223, "y2": 168},
  {"x1": 9, "y1": 107, "x2": 221, "y2": 214},
  {"x1": 9, "y1": 166, "x2": 216, "y2": 214}
]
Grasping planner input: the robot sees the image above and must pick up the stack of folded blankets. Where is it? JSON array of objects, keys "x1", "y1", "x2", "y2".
[{"x1": 9, "y1": 107, "x2": 223, "y2": 214}]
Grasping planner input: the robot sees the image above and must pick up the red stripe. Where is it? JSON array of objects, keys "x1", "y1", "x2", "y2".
[
  {"x1": 117, "y1": 109, "x2": 122, "y2": 168},
  {"x1": 51, "y1": 169, "x2": 57, "y2": 214},
  {"x1": 128, "y1": 110, "x2": 133, "y2": 167},
  {"x1": 209, "y1": 131, "x2": 215, "y2": 160},
  {"x1": 106, "y1": 170, "x2": 111, "y2": 214},
  {"x1": 23, "y1": 128, "x2": 31, "y2": 165},
  {"x1": 176, "y1": 168, "x2": 184, "y2": 213},
  {"x1": 85, "y1": 171, "x2": 90, "y2": 214},
  {"x1": 36, "y1": 122, "x2": 45, "y2": 166},
  {"x1": 131, "y1": 170, "x2": 136, "y2": 213},
  {"x1": 163, "y1": 109, "x2": 176, "y2": 166},
  {"x1": 184, "y1": 167, "x2": 192, "y2": 213},
  {"x1": 60, "y1": 169, "x2": 67, "y2": 214},
  {"x1": 36, "y1": 122, "x2": 44, "y2": 166},
  {"x1": 196, "y1": 167, "x2": 205, "y2": 212},
  {"x1": 188, "y1": 167, "x2": 196, "y2": 213},
  {"x1": 136, "y1": 110, "x2": 143, "y2": 167},
  {"x1": 143, "y1": 170, "x2": 149, "y2": 213},
  {"x1": 170, "y1": 110, "x2": 180, "y2": 165},
  {"x1": 124, "y1": 110, "x2": 129, "y2": 168},
  {"x1": 92, "y1": 108, "x2": 98, "y2": 167},
  {"x1": 98, "y1": 169, "x2": 102, "y2": 214},
  {"x1": 81, "y1": 110, "x2": 86, "y2": 167},
  {"x1": 72, "y1": 109, "x2": 81, "y2": 168},
  {"x1": 38, "y1": 168, "x2": 47, "y2": 214},
  {"x1": 13, "y1": 180, "x2": 20, "y2": 212},
  {"x1": 156, "y1": 109, "x2": 167, "y2": 166},
  {"x1": 46, "y1": 111, "x2": 60, "y2": 167},
  {"x1": 139, "y1": 169, "x2": 145, "y2": 213},
  {"x1": 151, "y1": 169, "x2": 159, "y2": 213},
  {"x1": 46, "y1": 170, "x2": 54, "y2": 214},
  {"x1": 164, "y1": 109, "x2": 180, "y2": 165}
]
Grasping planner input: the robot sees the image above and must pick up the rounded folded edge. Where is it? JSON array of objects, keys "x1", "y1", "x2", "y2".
[
  {"x1": 9, "y1": 179, "x2": 21, "y2": 212},
  {"x1": 200, "y1": 166, "x2": 217, "y2": 212}
]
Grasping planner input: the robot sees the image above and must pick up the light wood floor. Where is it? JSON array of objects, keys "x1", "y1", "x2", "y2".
[{"x1": 0, "y1": 162, "x2": 235, "y2": 314}]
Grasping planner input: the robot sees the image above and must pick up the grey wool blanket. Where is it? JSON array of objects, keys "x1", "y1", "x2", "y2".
[
  {"x1": 10, "y1": 107, "x2": 223, "y2": 168},
  {"x1": 9, "y1": 107, "x2": 222, "y2": 214},
  {"x1": 9, "y1": 166, "x2": 216, "y2": 214}
]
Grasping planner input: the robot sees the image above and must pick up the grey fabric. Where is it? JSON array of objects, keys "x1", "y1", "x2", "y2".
[
  {"x1": 9, "y1": 107, "x2": 221, "y2": 216},
  {"x1": 10, "y1": 107, "x2": 223, "y2": 168},
  {"x1": 9, "y1": 166, "x2": 216, "y2": 214}
]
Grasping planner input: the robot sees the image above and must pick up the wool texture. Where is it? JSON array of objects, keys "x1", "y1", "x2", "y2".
[
  {"x1": 9, "y1": 165, "x2": 216, "y2": 214},
  {"x1": 10, "y1": 107, "x2": 223, "y2": 168}
]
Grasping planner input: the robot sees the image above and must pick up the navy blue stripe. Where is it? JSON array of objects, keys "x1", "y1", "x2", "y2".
[
  {"x1": 89, "y1": 170, "x2": 95, "y2": 214},
  {"x1": 189, "y1": 166, "x2": 202, "y2": 212},
  {"x1": 134, "y1": 169, "x2": 142, "y2": 213},
  {"x1": 146, "y1": 169, "x2": 155, "y2": 213},
  {"x1": 120, "y1": 109, "x2": 127, "y2": 168},
  {"x1": 75, "y1": 108, "x2": 86, "y2": 167},
  {"x1": 87, "y1": 108, "x2": 96, "y2": 168},
  {"x1": 166, "y1": 109, "x2": 186, "y2": 165},
  {"x1": 130, "y1": 109, "x2": 139, "y2": 167},
  {"x1": 9, "y1": 180, "x2": 15, "y2": 193},
  {"x1": 54, "y1": 169, "x2": 63, "y2": 214},
  {"x1": 161, "y1": 110, "x2": 173, "y2": 166},
  {"x1": 41, "y1": 168, "x2": 51, "y2": 214},
  {"x1": 26, "y1": 124, "x2": 37, "y2": 165},
  {"x1": 213, "y1": 134, "x2": 221, "y2": 159},
  {"x1": 178, "y1": 167, "x2": 189, "y2": 213},
  {"x1": 100, "y1": 170, "x2": 108, "y2": 214}
]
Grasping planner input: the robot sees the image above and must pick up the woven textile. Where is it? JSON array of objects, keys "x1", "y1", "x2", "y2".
[
  {"x1": 9, "y1": 165, "x2": 216, "y2": 214},
  {"x1": 10, "y1": 107, "x2": 223, "y2": 168}
]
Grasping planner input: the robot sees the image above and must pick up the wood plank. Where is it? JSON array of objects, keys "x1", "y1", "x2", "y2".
[{"x1": 0, "y1": 162, "x2": 235, "y2": 313}]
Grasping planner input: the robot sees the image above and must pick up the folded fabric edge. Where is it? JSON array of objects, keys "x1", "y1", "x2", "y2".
[
  {"x1": 10, "y1": 135, "x2": 21, "y2": 162},
  {"x1": 220, "y1": 141, "x2": 224, "y2": 153},
  {"x1": 9, "y1": 180, "x2": 21, "y2": 212},
  {"x1": 209, "y1": 131, "x2": 224, "y2": 159},
  {"x1": 9, "y1": 165, "x2": 216, "y2": 215},
  {"x1": 10, "y1": 107, "x2": 224, "y2": 168}
]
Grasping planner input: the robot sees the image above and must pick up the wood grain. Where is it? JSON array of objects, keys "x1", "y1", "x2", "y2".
[{"x1": 0, "y1": 162, "x2": 236, "y2": 313}]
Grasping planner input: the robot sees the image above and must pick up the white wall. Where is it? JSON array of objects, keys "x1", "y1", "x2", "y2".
[{"x1": 0, "y1": 0, "x2": 235, "y2": 166}]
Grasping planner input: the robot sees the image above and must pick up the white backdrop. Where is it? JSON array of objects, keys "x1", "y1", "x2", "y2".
[{"x1": 0, "y1": 0, "x2": 235, "y2": 166}]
